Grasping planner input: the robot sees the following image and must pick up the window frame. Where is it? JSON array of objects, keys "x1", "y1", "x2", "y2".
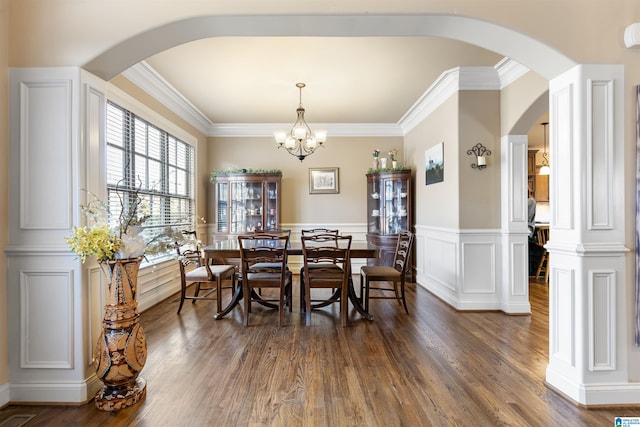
[{"x1": 105, "y1": 98, "x2": 197, "y2": 264}]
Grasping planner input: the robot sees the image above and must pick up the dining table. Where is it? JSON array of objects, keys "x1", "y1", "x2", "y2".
[{"x1": 203, "y1": 239, "x2": 379, "y2": 321}]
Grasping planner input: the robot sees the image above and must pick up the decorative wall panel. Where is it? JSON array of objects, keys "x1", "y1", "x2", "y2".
[
  {"x1": 587, "y1": 80, "x2": 614, "y2": 230},
  {"x1": 551, "y1": 85, "x2": 574, "y2": 230},
  {"x1": 20, "y1": 80, "x2": 72, "y2": 230},
  {"x1": 20, "y1": 270, "x2": 74, "y2": 369},
  {"x1": 589, "y1": 271, "x2": 616, "y2": 371}
]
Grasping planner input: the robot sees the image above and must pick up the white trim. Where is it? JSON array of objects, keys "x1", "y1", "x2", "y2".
[
  {"x1": 105, "y1": 78, "x2": 197, "y2": 147},
  {"x1": 209, "y1": 122, "x2": 403, "y2": 138},
  {"x1": 125, "y1": 58, "x2": 527, "y2": 138},
  {"x1": 495, "y1": 57, "x2": 530, "y2": 89},
  {"x1": 122, "y1": 62, "x2": 213, "y2": 135},
  {"x1": 0, "y1": 382, "x2": 9, "y2": 407}
]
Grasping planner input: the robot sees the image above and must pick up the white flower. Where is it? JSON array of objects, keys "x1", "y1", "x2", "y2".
[{"x1": 116, "y1": 227, "x2": 146, "y2": 259}]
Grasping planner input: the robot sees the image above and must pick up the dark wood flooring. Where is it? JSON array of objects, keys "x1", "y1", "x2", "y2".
[{"x1": 0, "y1": 277, "x2": 637, "y2": 426}]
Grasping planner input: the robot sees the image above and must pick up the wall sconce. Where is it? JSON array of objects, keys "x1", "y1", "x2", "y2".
[{"x1": 467, "y1": 143, "x2": 491, "y2": 170}]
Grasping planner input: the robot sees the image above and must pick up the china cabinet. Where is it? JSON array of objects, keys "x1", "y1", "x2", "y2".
[
  {"x1": 365, "y1": 169, "x2": 413, "y2": 280},
  {"x1": 213, "y1": 171, "x2": 282, "y2": 239}
]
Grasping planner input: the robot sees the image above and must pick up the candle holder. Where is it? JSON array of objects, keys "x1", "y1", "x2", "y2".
[{"x1": 467, "y1": 143, "x2": 491, "y2": 170}]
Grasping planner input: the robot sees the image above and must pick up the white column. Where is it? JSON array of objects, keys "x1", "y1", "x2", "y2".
[
  {"x1": 546, "y1": 64, "x2": 639, "y2": 405},
  {"x1": 499, "y1": 134, "x2": 531, "y2": 313},
  {"x1": 6, "y1": 67, "x2": 107, "y2": 403}
]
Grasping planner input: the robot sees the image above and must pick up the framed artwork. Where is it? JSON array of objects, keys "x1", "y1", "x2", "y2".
[
  {"x1": 309, "y1": 167, "x2": 339, "y2": 194},
  {"x1": 425, "y1": 142, "x2": 444, "y2": 185}
]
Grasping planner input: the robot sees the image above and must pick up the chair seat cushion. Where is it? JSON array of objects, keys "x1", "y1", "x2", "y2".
[
  {"x1": 185, "y1": 265, "x2": 234, "y2": 281},
  {"x1": 247, "y1": 270, "x2": 292, "y2": 281},
  {"x1": 307, "y1": 267, "x2": 346, "y2": 280},
  {"x1": 184, "y1": 266, "x2": 212, "y2": 281},
  {"x1": 361, "y1": 266, "x2": 402, "y2": 280}
]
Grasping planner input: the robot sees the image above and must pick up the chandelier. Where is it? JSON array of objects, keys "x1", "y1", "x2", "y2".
[
  {"x1": 274, "y1": 83, "x2": 327, "y2": 161},
  {"x1": 539, "y1": 122, "x2": 550, "y2": 175}
]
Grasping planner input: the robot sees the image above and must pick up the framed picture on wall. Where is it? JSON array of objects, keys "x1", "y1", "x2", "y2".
[
  {"x1": 425, "y1": 142, "x2": 444, "y2": 185},
  {"x1": 309, "y1": 167, "x2": 339, "y2": 194}
]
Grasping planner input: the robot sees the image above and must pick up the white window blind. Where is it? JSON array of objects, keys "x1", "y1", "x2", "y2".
[{"x1": 106, "y1": 101, "x2": 195, "y2": 259}]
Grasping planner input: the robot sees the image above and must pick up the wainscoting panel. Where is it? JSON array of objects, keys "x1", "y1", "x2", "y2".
[
  {"x1": 551, "y1": 83, "x2": 575, "y2": 231},
  {"x1": 550, "y1": 266, "x2": 576, "y2": 367},
  {"x1": 461, "y1": 241, "x2": 496, "y2": 294},
  {"x1": 416, "y1": 226, "x2": 502, "y2": 311},
  {"x1": 588, "y1": 270, "x2": 616, "y2": 371},
  {"x1": 587, "y1": 79, "x2": 614, "y2": 231},
  {"x1": 20, "y1": 269, "x2": 74, "y2": 369},
  {"x1": 19, "y1": 79, "x2": 73, "y2": 231},
  {"x1": 424, "y1": 232, "x2": 458, "y2": 294}
]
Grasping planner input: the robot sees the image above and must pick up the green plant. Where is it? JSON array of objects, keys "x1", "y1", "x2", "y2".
[{"x1": 210, "y1": 168, "x2": 282, "y2": 183}]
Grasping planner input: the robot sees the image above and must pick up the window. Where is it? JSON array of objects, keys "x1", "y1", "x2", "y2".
[{"x1": 106, "y1": 101, "x2": 195, "y2": 260}]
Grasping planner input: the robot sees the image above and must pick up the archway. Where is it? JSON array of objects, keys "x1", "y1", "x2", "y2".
[
  {"x1": 83, "y1": 14, "x2": 576, "y2": 81},
  {"x1": 77, "y1": 14, "x2": 632, "y2": 406}
]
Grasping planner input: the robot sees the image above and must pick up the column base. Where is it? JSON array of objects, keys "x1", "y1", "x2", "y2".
[{"x1": 94, "y1": 377, "x2": 146, "y2": 412}]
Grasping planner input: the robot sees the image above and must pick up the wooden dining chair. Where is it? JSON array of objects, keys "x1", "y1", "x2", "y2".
[
  {"x1": 299, "y1": 228, "x2": 340, "y2": 310},
  {"x1": 535, "y1": 226, "x2": 550, "y2": 283},
  {"x1": 238, "y1": 232, "x2": 292, "y2": 326},
  {"x1": 177, "y1": 253, "x2": 237, "y2": 315},
  {"x1": 301, "y1": 234, "x2": 352, "y2": 327},
  {"x1": 360, "y1": 230, "x2": 414, "y2": 314},
  {"x1": 176, "y1": 230, "x2": 236, "y2": 315}
]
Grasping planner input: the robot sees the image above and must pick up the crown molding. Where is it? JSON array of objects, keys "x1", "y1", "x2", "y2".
[
  {"x1": 209, "y1": 123, "x2": 403, "y2": 137},
  {"x1": 124, "y1": 58, "x2": 528, "y2": 138},
  {"x1": 122, "y1": 62, "x2": 214, "y2": 135},
  {"x1": 495, "y1": 57, "x2": 530, "y2": 88}
]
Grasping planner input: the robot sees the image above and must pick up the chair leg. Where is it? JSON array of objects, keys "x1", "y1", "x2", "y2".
[
  {"x1": 177, "y1": 281, "x2": 187, "y2": 314},
  {"x1": 279, "y1": 287, "x2": 284, "y2": 327},
  {"x1": 300, "y1": 270, "x2": 306, "y2": 311},
  {"x1": 399, "y1": 279, "x2": 409, "y2": 314},
  {"x1": 305, "y1": 277, "x2": 312, "y2": 326},
  {"x1": 216, "y1": 276, "x2": 223, "y2": 315},
  {"x1": 243, "y1": 282, "x2": 251, "y2": 327},
  {"x1": 341, "y1": 284, "x2": 348, "y2": 327},
  {"x1": 364, "y1": 277, "x2": 370, "y2": 314},
  {"x1": 192, "y1": 282, "x2": 202, "y2": 301}
]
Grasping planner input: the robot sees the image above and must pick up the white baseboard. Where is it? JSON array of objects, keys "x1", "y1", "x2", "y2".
[{"x1": 0, "y1": 382, "x2": 9, "y2": 408}]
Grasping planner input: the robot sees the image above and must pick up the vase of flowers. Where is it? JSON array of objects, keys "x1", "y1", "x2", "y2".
[
  {"x1": 372, "y1": 149, "x2": 380, "y2": 169},
  {"x1": 389, "y1": 149, "x2": 399, "y2": 169},
  {"x1": 66, "y1": 186, "x2": 178, "y2": 411},
  {"x1": 94, "y1": 256, "x2": 146, "y2": 411}
]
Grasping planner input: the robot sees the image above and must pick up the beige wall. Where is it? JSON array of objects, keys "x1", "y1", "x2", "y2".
[
  {"x1": 0, "y1": 0, "x2": 8, "y2": 387},
  {"x1": 207, "y1": 136, "x2": 403, "y2": 231},
  {"x1": 405, "y1": 95, "x2": 459, "y2": 228},
  {"x1": 404, "y1": 91, "x2": 501, "y2": 230},
  {"x1": 458, "y1": 91, "x2": 501, "y2": 229},
  {"x1": 500, "y1": 71, "x2": 548, "y2": 136}
]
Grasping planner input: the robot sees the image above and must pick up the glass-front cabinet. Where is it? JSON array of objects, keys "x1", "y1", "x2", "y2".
[
  {"x1": 213, "y1": 171, "x2": 282, "y2": 239},
  {"x1": 366, "y1": 169, "x2": 413, "y2": 278}
]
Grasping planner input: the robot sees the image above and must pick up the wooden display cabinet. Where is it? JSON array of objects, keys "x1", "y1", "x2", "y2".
[
  {"x1": 213, "y1": 171, "x2": 282, "y2": 239},
  {"x1": 365, "y1": 169, "x2": 413, "y2": 280}
]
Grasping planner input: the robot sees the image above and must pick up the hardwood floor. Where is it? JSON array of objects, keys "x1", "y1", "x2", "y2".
[{"x1": 1, "y1": 277, "x2": 637, "y2": 426}]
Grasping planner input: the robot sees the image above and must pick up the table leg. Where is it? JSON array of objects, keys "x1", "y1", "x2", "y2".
[
  {"x1": 348, "y1": 277, "x2": 373, "y2": 321},
  {"x1": 215, "y1": 283, "x2": 243, "y2": 319}
]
